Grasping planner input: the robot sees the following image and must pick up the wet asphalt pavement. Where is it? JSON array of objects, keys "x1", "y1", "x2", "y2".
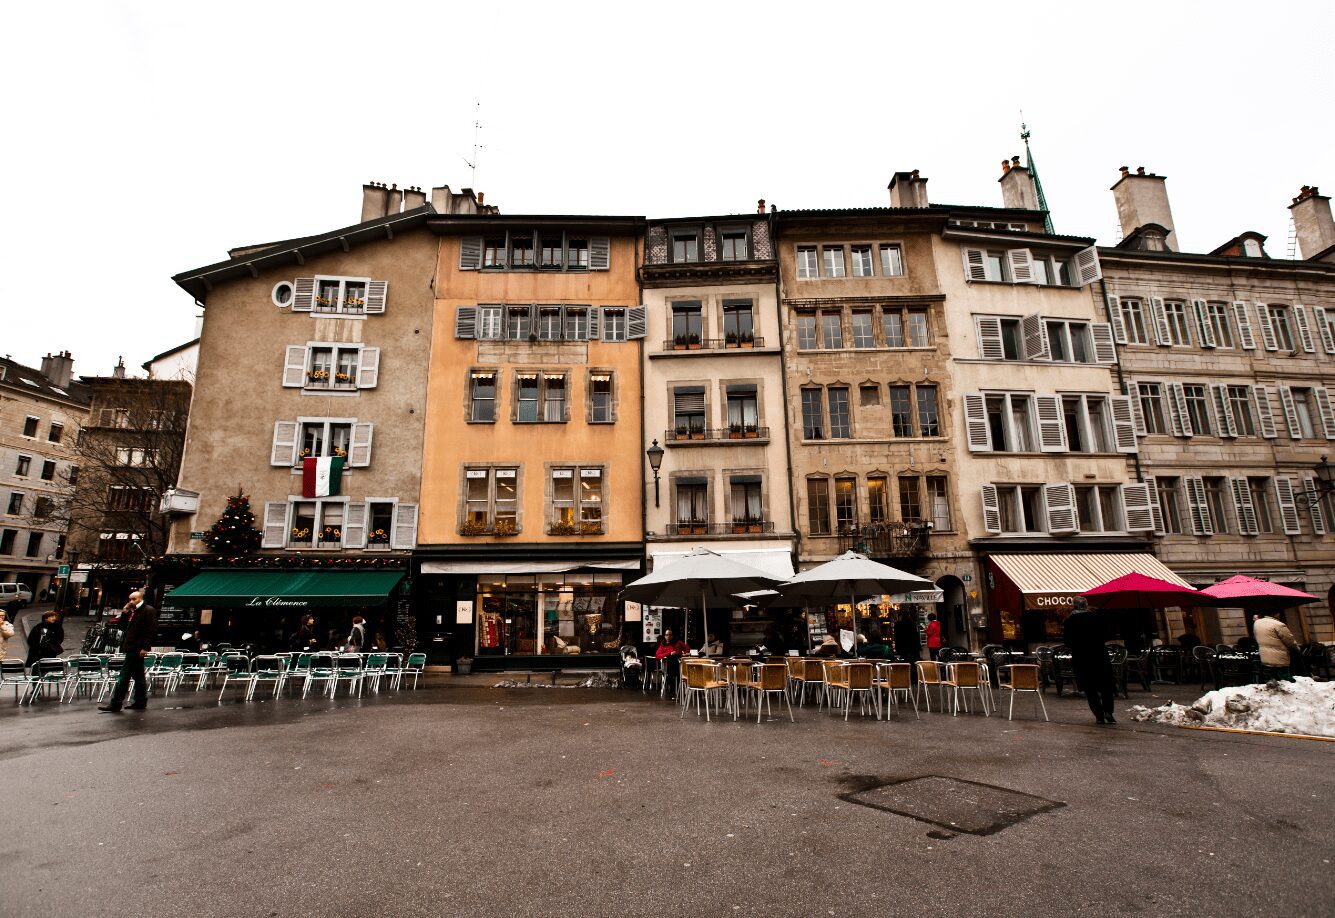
[{"x1": 1, "y1": 675, "x2": 1331, "y2": 918}]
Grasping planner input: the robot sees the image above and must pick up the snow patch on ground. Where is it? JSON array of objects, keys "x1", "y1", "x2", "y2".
[
  {"x1": 1128, "y1": 677, "x2": 1335, "y2": 737},
  {"x1": 492, "y1": 672, "x2": 621, "y2": 689}
]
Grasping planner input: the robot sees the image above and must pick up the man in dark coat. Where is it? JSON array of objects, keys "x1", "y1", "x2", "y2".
[
  {"x1": 99, "y1": 591, "x2": 159, "y2": 713},
  {"x1": 1063, "y1": 596, "x2": 1117, "y2": 725},
  {"x1": 893, "y1": 611, "x2": 921, "y2": 663},
  {"x1": 24, "y1": 611, "x2": 64, "y2": 667}
]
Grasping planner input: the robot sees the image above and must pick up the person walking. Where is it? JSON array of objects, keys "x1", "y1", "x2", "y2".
[
  {"x1": 344, "y1": 616, "x2": 367, "y2": 652},
  {"x1": 893, "y1": 611, "x2": 922, "y2": 663},
  {"x1": 0, "y1": 609, "x2": 14, "y2": 659},
  {"x1": 24, "y1": 610, "x2": 64, "y2": 668},
  {"x1": 1063, "y1": 596, "x2": 1117, "y2": 725},
  {"x1": 1253, "y1": 611, "x2": 1300, "y2": 682},
  {"x1": 925, "y1": 613, "x2": 943, "y2": 661},
  {"x1": 292, "y1": 614, "x2": 319, "y2": 653},
  {"x1": 99, "y1": 591, "x2": 158, "y2": 713}
]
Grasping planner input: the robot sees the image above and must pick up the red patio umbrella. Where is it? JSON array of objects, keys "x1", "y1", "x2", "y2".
[
  {"x1": 1199, "y1": 575, "x2": 1318, "y2": 612},
  {"x1": 1081, "y1": 572, "x2": 1206, "y2": 609}
]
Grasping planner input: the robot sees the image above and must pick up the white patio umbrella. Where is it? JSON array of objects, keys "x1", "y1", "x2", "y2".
[
  {"x1": 621, "y1": 548, "x2": 782, "y2": 645},
  {"x1": 776, "y1": 551, "x2": 933, "y2": 654}
]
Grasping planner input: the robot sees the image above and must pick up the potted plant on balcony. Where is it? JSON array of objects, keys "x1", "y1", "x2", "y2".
[
  {"x1": 334, "y1": 370, "x2": 355, "y2": 387},
  {"x1": 289, "y1": 525, "x2": 312, "y2": 546},
  {"x1": 673, "y1": 334, "x2": 689, "y2": 350},
  {"x1": 345, "y1": 295, "x2": 366, "y2": 311},
  {"x1": 725, "y1": 331, "x2": 739, "y2": 347},
  {"x1": 492, "y1": 518, "x2": 518, "y2": 537},
  {"x1": 728, "y1": 424, "x2": 743, "y2": 439},
  {"x1": 367, "y1": 527, "x2": 390, "y2": 549},
  {"x1": 689, "y1": 425, "x2": 705, "y2": 441},
  {"x1": 460, "y1": 520, "x2": 490, "y2": 536},
  {"x1": 744, "y1": 423, "x2": 760, "y2": 438},
  {"x1": 687, "y1": 333, "x2": 701, "y2": 350},
  {"x1": 317, "y1": 525, "x2": 342, "y2": 547},
  {"x1": 739, "y1": 331, "x2": 755, "y2": 348},
  {"x1": 307, "y1": 368, "x2": 330, "y2": 385}
]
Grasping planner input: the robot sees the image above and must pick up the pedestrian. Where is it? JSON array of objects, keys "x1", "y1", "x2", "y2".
[
  {"x1": 1063, "y1": 596, "x2": 1117, "y2": 725},
  {"x1": 24, "y1": 610, "x2": 64, "y2": 668},
  {"x1": 0, "y1": 609, "x2": 14, "y2": 660},
  {"x1": 99, "y1": 591, "x2": 158, "y2": 713},
  {"x1": 654, "y1": 628, "x2": 689, "y2": 701},
  {"x1": 292, "y1": 614, "x2": 318, "y2": 653},
  {"x1": 893, "y1": 611, "x2": 921, "y2": 663},
  {"x1": 1253, "y1": 611, "x2": 1299, "y2": 682},
  {"x1": 925, "y1": 612, "x2": 943, "y2": 661},
  {"x1": 344, "y1": 615, "x2": 367, "y2": 652}
]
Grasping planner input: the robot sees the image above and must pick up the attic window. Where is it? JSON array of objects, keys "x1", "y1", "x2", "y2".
[
  {"x1": 1140, "y1": 230, "x2": 1166, "y2": 252},
  {"x1": 1242, "y1": 238, "x2": 1263, "y2": 258},
  {"x1": 272, "y1": 281, "x2": 294, "y2": 307}
]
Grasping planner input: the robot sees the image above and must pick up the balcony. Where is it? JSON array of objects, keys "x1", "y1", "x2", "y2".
[
  {"x1": 664, "y1": 426, "x2": 770, "y2": 445},
  {"x1": 836, "y1": 522, "x2": 931, "y2": 564},
  {"x1": 661, "y1": 336, "x2": 766, "y2": 351},
  {"x1": 659, "y1": 520, "x2": 775, "y2": 537}
]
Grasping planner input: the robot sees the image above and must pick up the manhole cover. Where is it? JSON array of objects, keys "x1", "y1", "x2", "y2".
[{"x1": 842, "y1": 775, "x2": 1064, "y2": 836}]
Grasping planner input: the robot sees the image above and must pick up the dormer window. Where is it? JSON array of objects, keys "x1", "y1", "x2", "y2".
[
  {"x1": 1242, "y1": 238, "x2": 1263, "y2": 258},
  {"x1": 671, "y1": 230, "x2": 699, "y2": 263},
  {"x1": 1141, "y1": 230, "x2": 1166, "y2": 252}
]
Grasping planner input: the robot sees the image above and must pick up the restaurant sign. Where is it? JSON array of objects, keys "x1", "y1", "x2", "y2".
[
  {"x1": 887, "y1": 589, "x2": 945, "y2": 605},
  {"x1": 1023, "y1": 592, "x2": 1080, "y2": 611},
  {"x1": 244, "y1": 596, "x2": 310, "y2": 608}
]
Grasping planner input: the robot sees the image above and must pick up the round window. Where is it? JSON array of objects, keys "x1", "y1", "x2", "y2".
[{"x1": 272, "y1": 281, "x2": 294, "y2": 307}]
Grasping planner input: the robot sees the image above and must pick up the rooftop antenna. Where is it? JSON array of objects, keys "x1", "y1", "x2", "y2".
[
  {"x1": 1020, "y1": 115, "x2": 1055, "y2": 235},
  {"x1": 460, "y1": 100, "x2": 483, "y2": 187}
]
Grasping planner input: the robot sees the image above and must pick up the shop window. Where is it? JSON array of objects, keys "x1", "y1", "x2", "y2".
[
  {"x1": 474, "y1": 573, "x2": 625, "y2": 657},
  {"x1": 806, "y1": 478, "x2": 831, "y2": 535}
]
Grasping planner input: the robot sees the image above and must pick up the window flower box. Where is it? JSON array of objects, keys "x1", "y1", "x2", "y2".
[
  {"x1": 307, "y1": 369, "x2": 331, "y2": 385},
  {"x1": 492, "y1": 518, "x2": 518, "y2": 537},
  {"x1": 578, "y1": 521, "x2": 603, "y2": 535},
  {"x1": 460, "y1": 520, "x2": 491, "y2": 536},
  {"x1": 289, "y1": 526, "x2": 313, "y2": 548},
  {"x1": 548, "y1": 520, "x2": 579, "y2": 536}
]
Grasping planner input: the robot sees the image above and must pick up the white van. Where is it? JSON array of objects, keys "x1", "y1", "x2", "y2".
[{"x1": 0, "y1": 583, "x2": 34, "y2": 611}]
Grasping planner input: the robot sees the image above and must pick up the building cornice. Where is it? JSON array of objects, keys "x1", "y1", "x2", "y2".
[{"x1": 640, "y1": 260, "x2": 776, "y2": 288}]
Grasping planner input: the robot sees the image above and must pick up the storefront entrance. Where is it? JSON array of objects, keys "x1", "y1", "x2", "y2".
[{"x1": 475, "y1": 573, "x2": 625, "y2": 658}]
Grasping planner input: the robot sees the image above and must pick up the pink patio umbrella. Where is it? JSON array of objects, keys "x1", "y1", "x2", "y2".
[
  {"x1": 1081, "y1": 572, "x2": 1207, "y2": 610},
  {"x1": 1198, "y1": 575, "x2": 1318, "y2": 613}
]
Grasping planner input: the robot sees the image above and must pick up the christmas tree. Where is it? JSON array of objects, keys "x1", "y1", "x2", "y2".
[{"x1": 203, "y1": 492, "x2": 263, "y2": 553}]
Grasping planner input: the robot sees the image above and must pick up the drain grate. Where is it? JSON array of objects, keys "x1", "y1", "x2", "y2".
[{"x1": 842, "y1": 775, "x2": 1064, "y2": 836}]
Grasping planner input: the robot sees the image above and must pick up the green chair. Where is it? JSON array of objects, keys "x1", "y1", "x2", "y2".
[
  {"x1": 403, "y1": 653, "x2": 427, "y2": 690},
  {"x1": 216, "y1": 654, "x2": 256, "y2": 703},
  {"x1": 247, "y1": 656, "x2": 286, "y2": 701}
]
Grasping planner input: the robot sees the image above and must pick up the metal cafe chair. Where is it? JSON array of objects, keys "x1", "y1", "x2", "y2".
[
  {"x1": 62, "y1": 657, "x2": 110, "y2": 703},
  {"x1": 914, "y1": 660, "x2": 947, "y2": 713},
  {"x1": 941, "y1": 661, "x2": 988, "y2": 716},
  {"x1": 329, "y1": 654, "x2": 365, "y2": 697},
  {"x1": 217, "y1": 654, "x2": 257, "y2": 703},
  {"x1": 303, "y1": 653, "x2": 338, "y2": 697},
  {"x1": 2, "y1": 659, "x2": 28, "y2": 702},
  {"x1": 22, "y1": 659, "x2": 69, "y2": 705},
  {"x1": 247, "y1": 656, "x2": 287, "y2": 701},
  {"x1": 742, "y1": 662, "x2": 794, "y2": 724},
  {"x1": 1001, "y1": 664, "x2": 1048, "y2": 722},
  {"x1": 875, "y1": 662, "x2": 918, "y2": 720},
  {"x1": 679, "y1": 660, "x2": 727, "y2": 722},
  {"x1": 402, "y1": 653, "x2": 428, "y2": 690}
]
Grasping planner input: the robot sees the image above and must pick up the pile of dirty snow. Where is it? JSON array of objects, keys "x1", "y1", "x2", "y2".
[
  {"x1": 1128, "y1": 677, "x2": 1335, "y2": 737},
  {"x1": 492, "y1": 672, "x2": 621, "y2": 689}
]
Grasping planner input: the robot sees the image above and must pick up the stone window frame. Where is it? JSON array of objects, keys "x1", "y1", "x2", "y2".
[
  {"x1": 512, "y1": 369, "x2": 570, "y2": 424},
  {"x1": 722, "y1": 467, "x2": 769, "y2": 527},
  {"x1": 544, "y1": 462, "x2": 608, "y2": 535},
  {"x1": 805, "y1": 474, "x2": 833, "y2": 536},
  {"x1": 717, "y1": 377, "x2": 765, "y2": 434},
  {"x1": 669, "y1": 379, "x2": 713, "y2": 436},
  {"x1": 465, "y1": 367, "x2": 501, "y2": 424},
  {"x1": 666, "y1": 297, "x2": 707, "y2": 345},
  {"x1": 586, "y1": 368, "x2": 618, "y2": 425},
  {"x1": 459, "y1": 464, "x2": 524, "y2": 535},
  {"x1": 669, "y1": 468, "x2": 714, "y2": 530}
]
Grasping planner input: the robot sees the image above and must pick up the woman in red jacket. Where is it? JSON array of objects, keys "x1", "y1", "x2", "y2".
[{"x1": 925, "y1": 613, "x2": 943, "y2": 661}]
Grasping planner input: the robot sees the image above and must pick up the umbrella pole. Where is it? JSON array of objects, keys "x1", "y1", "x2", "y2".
[{"x1": 850, "y1": 590, "x2": 860, "y2": 658}]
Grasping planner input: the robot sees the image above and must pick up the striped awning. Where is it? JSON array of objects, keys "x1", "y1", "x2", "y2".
[{"x1": 989, "y1": 553, "x2": 1190, "y2": 611}]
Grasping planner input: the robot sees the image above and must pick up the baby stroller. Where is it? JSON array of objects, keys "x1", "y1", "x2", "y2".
[{"x1": 619, "y1": 645, "x2": 643, "y2": 689}]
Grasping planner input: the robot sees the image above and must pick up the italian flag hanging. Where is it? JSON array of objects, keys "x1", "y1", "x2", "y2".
[{"x1": 302, "y1": 456, "x2": 345, "y2": 498}]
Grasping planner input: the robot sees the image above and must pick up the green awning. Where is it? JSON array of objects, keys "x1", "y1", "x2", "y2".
[{"x1": 164, "y1": 570, "x2": 404, "y2": 608}]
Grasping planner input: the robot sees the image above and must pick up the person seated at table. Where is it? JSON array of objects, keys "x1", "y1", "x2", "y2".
[
  {"x1": 812, "y1": 634, "x2": 841, "y2": 658},
  {"x1": 700, "y1": 632, "x2": 724, "y2": 657},
  {"x1": 1176, "y1": 630, "x2": 1202, "y2": 651},
  {"x1": 655, "y1": 629, "x2": 689, "y2": 700}
]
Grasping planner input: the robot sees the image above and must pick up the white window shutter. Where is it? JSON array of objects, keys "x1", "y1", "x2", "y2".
[
  {"x1": 454, "y1": 306, "x2": 478, "y2": 339},
  {"x1": 1021, "y1": 313, "x2": 1049, "y2": 360},
  {"x1": 1253, "y1": 385, "x2": 1278, "y2": 438},
  {"x1": 1110, "y1": 395, "x2": 1138, "y2": 452},
  {"x1": 343, "y1": 502, "x2": 367, "y2": 549},
  {"x1": 1126, "y1": 381, "x2": 1146, "y2": 435},
  {"x1": 1008, "y1": 249, "x2": 1036, "y2": 284},
  {"x1": 1257, "y1": 303, "x2": 1279, "y2": 351},
  {"x1": 392, "y1": 502, "x2": 418, "y2": 549},
  {"x1": 1073, "y1": 246, "x2": 1102, "y2": 285},
  {"x1": 1166, "y1": 383, "x2": 1193, "y2": 437},
  {"x1": 1232, "y1": 301, "x2": 1257, "y2": 350},
  {"x1": 349, "y1": 422, "x2": 374, "y2": 468},
  {"x1": 1313, "y1": 306, "x2": 1335, "y2": 354},
  {"x1": 1229, "y1": 478, "x2": 1258, "y2": 535},
  {"x1": 1192, "y1": 299, "x2": 1216, "y2": 348},
  {"x1": 358, "y1": 347, "x2": 380, "y2": 389},
  {"x1": 459, "y1": 237, "x2": 484, "y2": 270},
  {"x1": 1317, "y1": 388, "x2": 1335, "y2": 439},
  {"x1": 365, "y1": 280, "x2": 388, "y2": 314},
  {"x1": 1122, "y1": 483, "x2": 1155, "y2": 532},
  {"x1": 282, "y1": 345, "x2": 308, "y2": 388},
  {"x1": 1090, "y1": 323, "x2": 1118, "y2": 364},
  {"x1": 961, "y1": 247, "x2": 988, "y2": 282},
  {"x1": 262, "y1": 501, "x2": 288, "y2": 548},
  {"x1": 1278, "y1": 385, "x2": 1302, "y2": 439},
  {"x1": 1210, "y1": 385, "x2": 1237, "y2": 437},
  {"x1": 975, "y1": 316, "x2": 1004, "y2": 359},
  {"x1": 1293, "y1": 304, "x2": 1315, "y2": 352},
  {"x1": 1304, "y1": 479, "x2": 1327, "y2": 535},
  {"x1": 589, "y1": 237, "x2": 611, "y2": 271},
  {"x1": 1275, "y1": 477, "x2": 1301, "y2": 535},
  {"x1": 964, "y1": 394, "x2": 990, "y2": 451},
  {"x1": 1149, "y1": 298, "x2": 1172, "y2": 346},
  {"x1": 1035, "y1": 395, "x2": 1067, "y2": 452},
  {"x1": 980, "y1": 485, "x2": 1001, "y2": 534},
  {"x1": 587, "y1": 307, "x2": 600, "y2": 341},
  {"x1": 292, "y1": 278, "x2": 315, "y2": 312},
  {"x1": 271, "y1": 421, "x2": 298, "y2": 467},
  {"x1": 1106, "y1": 295, "x2": 1127, "y2": 344},
  {"x1": 626, "y1": 306, "x2": 647, "y2": 340},
  {"x1": 1044, "y1": 483, "x2": 1079, "y2": 535},
  {"x1": 1145, "y1": 478, "x2": 1165, "y2": 535},
  {"x1": 1185, "y1": 477, "x2": 1212, "y2": 536}
]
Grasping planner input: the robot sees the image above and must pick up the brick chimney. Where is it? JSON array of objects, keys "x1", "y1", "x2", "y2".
[
  {"x1": 1111, "y1": 166, "x2": 1177, "y2": 250},
  {"x1": 888, "y1": 170, "x2": 929, "y2": 208},
  {"x1": 1289, "y1": 186, "x2": 1335, "y2": 260},
  {"x1": 40, "y1": 351, "x2": 73, "y2": 387},
  {"x1": 361, "y1": 181, "x2": 391, "y2": 222},
  {"x1": 999, "y1": 155, "x2": 1039, "y2": 211}
]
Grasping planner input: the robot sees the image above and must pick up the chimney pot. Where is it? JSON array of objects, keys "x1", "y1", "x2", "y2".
[
  {"x1": 1012, "y1": 155, "x2": 1020, "y2": 166},
  {"x1": 757, "y1": 198, "x2": 766, "y2": 214},
  {"x1": 1136, "y1": 166, "x2": 1146, "y2": 175},
  {"x1": 1001, "y1": 159, "x2": 1011, "y2": 173},
  {"x1": 770, "y1": 203, "x2": 776, "y2": 213},
  {"x1": 1120, "y1": 166, "x2": 1130, "y2": 176},
  {"x1": 477, "y1": 192, "x2": 485, "y2": 205}
]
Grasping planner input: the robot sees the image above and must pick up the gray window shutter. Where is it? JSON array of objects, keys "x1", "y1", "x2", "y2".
[
  {"x1": 1034, "y1": 395, "x2": 1067, "y2": 452},
  {"x1": 283, "y1": 346, "x2": 308, "y2": 388},
  {"x1": 1275, "y1": 477, "x2": 1301, "y2": 535},
  {"x1": 1072, "y1": 246, "x2": 1102, "y2": 285},
  {"x1": 1192, "y1": 299, "x2": 1216, "y2": 348},
  {"x1": 1122, "y1": 483, "x2": 1155, "y2": 532},
  {"x1": 1278, "y1": 386, "x2": 1302, "y2": 439},
  {"x1": 1316, "y1": 388, "x2": 1335, "y2": 439},
  {"x1": 1022, "y1": 314, "x2": 1049, "y2": 360},
  {"x1": 343, "y1": 502, "x2": 367, "y2": 549},
  {"x1": 349, "y1": 422, "x2": 373, "y2": 468},
  {"x1": 1144, "y1": 478, "x2": 1165, "y2": 535},
  {"x1": 1185, "y1": 477, "x2": 1212, "y2": 536},
  {"x1": 1253, "y1": 385, "x2": 1278, "y2": 438},
  {"x1": 1126, "y1": 380, "x2": 1146, "y2": 436},
  {"x1": 1106, "y1": 295, "x2": 1127, "y2": 344},
  {"x1": 1232, "y1": 301, "x2": 1257, "y2": 350},
  {"x1": 980, "y1": 485, "x2": 1001, "y2": 534},
  {"x1": 1110, "y1": 395, "x2": 1138, "y2": 452},
  {"x1": 626, "y1": 306, "x2": 647, "y2": 340},
  {"x1": 1166, "y1": 383, "x2": 1192, "y2": 437},
  {"x1": 455, "y1": 306, "x2": 478, "y2": 339},
  {"x1": 460, "y1": 237, "x2": 483, "y2": 270},
  {"x1": 358, "y1": 347, "x2": 380, "y2": 389},
  {"x1": 292, "y1": 278, "x2": 315, "y2": 312},
  {"x1": 975, "y1": 316, "x2": 1004, "y2": 359},
  {"x1": 1293, "y1": 304, "x2": 1315, "y2": 352},
  {"x1": 1229, "y1": 478, "x2": 1258, "y2": 536},
  {"x1": 961, "y1": 247, "x2": 988, "y2": 282},
  {"x1": 1090, "y1": 323, "x2": 1117, "y2": 364},
  {"x1": 271, "y1": 421, "x2": 298, "y2": 467},
  {"x1": 964, "y1": 394, "x2": 990, "y2": 452},
  {"x1": 365, "y1": 281, "x2": 388, "y2": 314},
  {"x1": 1044, "y1": 483, "x2": 1078, "y2": 534},
  {"x1": 1211, "y1": 385, "x2": 1237, "y2": 438},
  {"x1": 1304, "y1": 479, "x2": 1327, "y2": 535},
  {"x1": 1313, "y1": 306, "x2": 1335, "y2": 354},
  {"x1": 1257, "y1": 303, "x2": 1279, "y2": 351},
  {"x1": 587, "y1": 307, "x2": 600, "y2": 341},
  {"x1": 262, "y1": 501, "x2": 288, "y2": 548},
  {"x1": 1007, "y1": 249, "x2": 1036, "y2": 284},
  {"x1": 392, "y1": 502, "x2": 418, "y2": 549},
  {"x1": 589, "y1": 237, "x2": 611, "y2": 271},
  {"x1": 1149, "y1": 298, "x2": 1172, "y2": 346}
]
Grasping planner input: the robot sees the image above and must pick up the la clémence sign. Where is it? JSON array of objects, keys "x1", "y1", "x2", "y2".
[{"x1": 244, "y1": 596, "x2": 310, "y2": 608}]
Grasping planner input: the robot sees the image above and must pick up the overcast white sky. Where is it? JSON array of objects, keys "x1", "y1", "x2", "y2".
[{"x1": 4, "y1": 1, "x2": 1332, "y2": 376}]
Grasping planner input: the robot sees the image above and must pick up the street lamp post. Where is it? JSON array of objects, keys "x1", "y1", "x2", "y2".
[
  {"x1": 645, "y1": 440, "x2": 665, "y2": 509},
  {"x1": 1297, "y1": 455, "x2": 1335, "y2": 509}
]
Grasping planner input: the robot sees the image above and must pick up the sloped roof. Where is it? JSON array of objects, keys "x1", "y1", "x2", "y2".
[{"x1": 0, "y1": 357, "x2": 92, "y2": 407}]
